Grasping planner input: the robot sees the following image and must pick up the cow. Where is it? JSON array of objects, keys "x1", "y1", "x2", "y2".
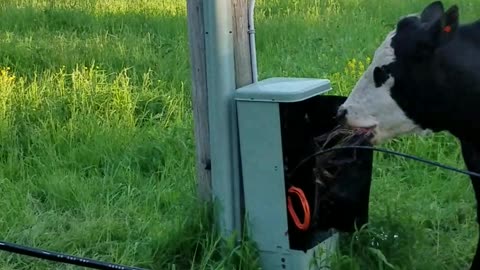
[{"x1": 335, "y1": 1, "x2": 480, "y2": 268}]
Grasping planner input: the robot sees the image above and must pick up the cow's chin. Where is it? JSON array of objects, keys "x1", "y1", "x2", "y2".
[
  {"x1": 369, "y1": 130, "x2": 393, "y2": 145},
  {"x1": 344, "y1": 123, "x2": 400, "y2": 145},
  {"x1": 367, "y1": 126, "x2": 432, "y2": 145},
  {"x1": 349, "y1": 127, "x2": 401, "y2": 145},
  {"x1": 343, "y1": 118, "x2": 429, "y2": 145},
  {"x1": 344, "y1": 117, "x2": 432, "y2": 145},
  {"x1": 354, "y1": 127, "x2": 382, "y2": 145},
  {"x1": 343, "y1": 118, "x2": 379, "y2": 144}
]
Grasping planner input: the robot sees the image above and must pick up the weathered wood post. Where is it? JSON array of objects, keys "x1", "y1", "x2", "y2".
[
  {"x1": 186, "y1": 0, "x2": 211, "y2": 202},
  {"x1": 232, "y1": 0, "x2": 254, "y2": 88}
]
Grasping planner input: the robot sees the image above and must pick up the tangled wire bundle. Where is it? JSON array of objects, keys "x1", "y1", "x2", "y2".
[
  {"x1": 286, "y1": 125, "x2": 373, "y2": 232},
  {"x1": 309, "y1": 127, "x2": 371, "y2": 228}
]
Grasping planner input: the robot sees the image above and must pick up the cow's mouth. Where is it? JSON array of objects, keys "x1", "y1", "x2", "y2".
[
  {"x1": 354, "y1": 127, "x2": 375, "y2": 134},
  {"x1": 349, "y1": 126, "x2": 377, "y2": 143},
  {"x1": 352, "y1": 125, "x2": 376, "y2": 136}
]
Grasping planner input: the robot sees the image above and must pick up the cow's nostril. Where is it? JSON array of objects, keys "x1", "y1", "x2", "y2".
[{"x1": 336, "y1": 107, "x2": 347, "y2": 121}]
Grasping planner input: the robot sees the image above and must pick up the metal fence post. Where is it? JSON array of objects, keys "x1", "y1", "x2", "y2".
[{"x1": 203, "y1": 0, "x2": 243, "y2": 240}]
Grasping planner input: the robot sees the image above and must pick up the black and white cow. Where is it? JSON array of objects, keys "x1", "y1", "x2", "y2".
[{"x1": 336, "y1": 1, "x2": 480, "y2": 268}]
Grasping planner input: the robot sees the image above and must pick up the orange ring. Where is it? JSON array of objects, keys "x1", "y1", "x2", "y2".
[{"x1": 287, "y1": 186, "x2": 311, "y2": 231}]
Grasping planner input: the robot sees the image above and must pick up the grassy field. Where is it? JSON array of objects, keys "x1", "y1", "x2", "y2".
[{"x1": 0, "y1": 0, "x2": 479, "y2": 269}]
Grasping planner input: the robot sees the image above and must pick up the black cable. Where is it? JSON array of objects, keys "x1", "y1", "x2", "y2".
[
  {"x1": 289, "y1": 145, "x2": 480, "y2": 179},
  {"x1": 2, "y1": 146, "x2": 478, "y2": 270},
  {"x1": 0, "y1": 241, "x2": 148, "y2": 270}
]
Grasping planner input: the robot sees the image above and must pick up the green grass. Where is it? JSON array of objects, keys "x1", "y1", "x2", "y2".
[{"x1": 0, "y1": 0, "x2": 478, "y2": 269}]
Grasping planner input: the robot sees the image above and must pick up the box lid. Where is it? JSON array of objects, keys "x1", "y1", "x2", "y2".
[{"x1": 235, "y1": 77, "x2": 332, "y2": 103}]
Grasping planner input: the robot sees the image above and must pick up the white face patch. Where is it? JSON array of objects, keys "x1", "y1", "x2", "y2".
[{"x1": 339, "y1": 29, "x2": 430, "y2": 144}]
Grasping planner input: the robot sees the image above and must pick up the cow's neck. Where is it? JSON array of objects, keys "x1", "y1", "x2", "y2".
[{"x1": 408, "y1": 27, "x2": 480, "y2": 145}]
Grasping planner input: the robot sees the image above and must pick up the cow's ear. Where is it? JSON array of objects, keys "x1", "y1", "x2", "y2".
[
  {"x1": 424, "y1": 5, "x2": 459, "y2": 47},
  {"x1": 415, "y1": 3, "x2": 458, "y2": 60},
  {"x1": 420, "y1": 1, "x2": 444, "y2": 23},
  {"x1": 440, "y1": 5, "x2": 459, "y2": 37}
]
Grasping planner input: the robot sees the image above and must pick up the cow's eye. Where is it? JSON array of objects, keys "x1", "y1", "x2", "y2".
[{"x1": 373, "y1": 66, "x2": 389, "y2": 87}]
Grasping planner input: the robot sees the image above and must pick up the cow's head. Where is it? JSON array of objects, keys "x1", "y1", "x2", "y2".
[{"x1": 337, "y1": 1, "x2": 459, "y2": 144}]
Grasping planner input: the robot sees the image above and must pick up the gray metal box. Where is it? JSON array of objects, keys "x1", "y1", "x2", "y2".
[{"x1": 235, "y1": 77, "x2": 338, "y2": 270}]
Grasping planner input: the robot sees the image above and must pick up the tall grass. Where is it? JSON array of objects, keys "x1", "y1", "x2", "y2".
[{"x1": 0, "y1": 0, "x2": 478, "y2": 269}]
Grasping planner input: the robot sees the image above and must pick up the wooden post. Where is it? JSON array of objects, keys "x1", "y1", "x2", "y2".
[
  {"x1": 187, "y1": 0, "x2": 212, "y2": 201},
  {"x1": 232, "y1": 0, "x2": 254, "y2": 88}
]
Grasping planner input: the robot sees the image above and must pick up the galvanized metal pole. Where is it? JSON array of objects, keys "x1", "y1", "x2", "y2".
[{"x1": 203, "y1": 0, "x2": 243, "y2": 239}]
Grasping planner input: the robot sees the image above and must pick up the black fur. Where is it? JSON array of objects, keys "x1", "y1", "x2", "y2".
[
  {"x1": 373, "y1": 66, "x2": 389, "y2": 87},
  {"x1": 389, "y1": 3, "x2": 480, "y2": 141},
  {"x1": 382, "y1": 1, "x2": 480, "y2": 268}
]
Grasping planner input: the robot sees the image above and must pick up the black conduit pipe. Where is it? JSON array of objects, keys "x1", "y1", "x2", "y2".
[
  {"x1": 290, "y1": 145, "x2": 480, "y2": 179},
  {"x1": 0, "y1": 241, "x2": 148, "y2": 270}
]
